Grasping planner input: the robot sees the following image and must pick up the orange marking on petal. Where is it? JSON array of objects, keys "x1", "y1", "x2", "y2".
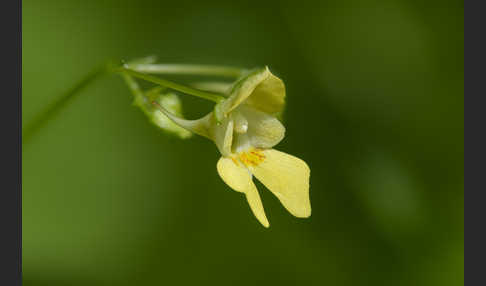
[
  {"x1": 239, "y1": 148, "x2": 266, "y2": 167},
  {"x1": 231, "y1": 157, "x2": 240, "y2": 166}
]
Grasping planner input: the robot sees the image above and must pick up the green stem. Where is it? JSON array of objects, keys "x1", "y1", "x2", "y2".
[
  {"x1": 127, "y1": 63, "x2": 245, "y2": 78},
  {"x1": 118, "y1": 68, "x2": 225, "y2": 103},
  {"x1": 23, "y1": 61, "x2": 233, "y2": 144},
  {"x1": 22, "y1": 65, "x2": 109, "y2": 144},
  {"x1": 189, "y1": 81, "x2": 232, "y2": 94}
]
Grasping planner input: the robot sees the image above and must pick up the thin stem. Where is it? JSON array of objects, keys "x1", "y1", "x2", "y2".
[
  {"x1": 22, "y1": 61, "x2": 233, "y2": 144},
  {"x1": 118, "y1": 68, "x2": 225, "y2": 103},
  {"x1": 128, "y1": 63, "x2": 245, "y2": 78},
  {"x1": 189, "y1": 81, "x2": 232, "y2": 95},
  {"x1": 22, "y1": 65, "x2": 109, "y2": 144}
]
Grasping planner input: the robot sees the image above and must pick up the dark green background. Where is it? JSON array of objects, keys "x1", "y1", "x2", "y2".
[{"x1": 23, "y1": 0, "x2": 463, "y2": 285}]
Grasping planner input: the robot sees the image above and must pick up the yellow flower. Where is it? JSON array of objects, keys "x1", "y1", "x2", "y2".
[{"x1": 155, "y1": 67, "x2": 311, "y2": 227}]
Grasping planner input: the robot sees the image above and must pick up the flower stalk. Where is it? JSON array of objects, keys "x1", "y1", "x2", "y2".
[
  {"x1": 127, "y1": 63, "x2": 245, "y2": 78},
  {"x1": 117, "y1": 67, "x2": 226, "y2": 103}
]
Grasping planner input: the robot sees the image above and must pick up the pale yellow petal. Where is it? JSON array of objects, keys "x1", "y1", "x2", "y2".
[
  {"x1": 221, "y1": 66, "x2": 285, "y2": 115},
  {"x1": 221, "y1": 67, "x2": 285, "y2": 116},
  {"x1": 244, "y1": 185, "x2": 269, "y2": 228},
  {"x1": 249, "y1": 149, "x2": 311, "y2": 218},
  {"x1": 244, "y1": 68, "x2": 286, "y2": 115},
  {"x1": 221, "y1": 67, "x2": 269, "y2": 115},
  {"x1": 239, "y1": 105, "x2": 285, "y2": 149},
  {"x1": 232, "y1": 111, "x2": 249, "y2": 134},
  {"x1": 217, "y1": 157, "x2": 270, "y2": 227},
  {"x1": 210, "y1": 117, "x2": 234, "y2": 156}
]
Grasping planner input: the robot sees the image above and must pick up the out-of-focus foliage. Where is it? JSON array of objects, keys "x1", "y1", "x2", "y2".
[{"x1": 22, "y1": 0, "x2": 463, "y2": 285}]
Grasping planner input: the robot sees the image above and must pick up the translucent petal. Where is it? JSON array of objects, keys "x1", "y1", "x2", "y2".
[
  {"x1": 222, "y1": 67, "x2": 285, "y2": 115},
  {"x1": 232, "y1": 111, "x2": 248, "y2": 134},
  {"x1": 232, "y1": 133, "x2": 252, "y2": 154},
  {"x1": 249, "y1": 149, "x2": 311, "y2": 218},
  {"x1": 211, "y1": 117, "x2": 234, "y2": 156},
  {"x1": 217, "y1": 157, "x2": 270, "y2": 227},
  {"x1": 238, "y1": 106, "x2": 285, "y2": 149}
]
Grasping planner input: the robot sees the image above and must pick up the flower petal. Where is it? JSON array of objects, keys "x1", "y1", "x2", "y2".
[
  {"x1": 221, "y1": 67, "x2": 268, "y2": 114},
  {"x1": 249, "y1": 149, "x2": 311, "y2": 218},
  {"x1": 217, "y1": 157, "x2": 269, "y2": 228},
  {"x1": 222, "y1": 67, "x2": 285, "y2": 115},
  {"x1": 239, "y1": 106, "x2": 285, "y2": 149},
  {"x1": 244, "y1": 68, "x2": 286, "y2": 115},
  {"x1": 211, "y1": 117, "x2": 234, "y2": 156}
]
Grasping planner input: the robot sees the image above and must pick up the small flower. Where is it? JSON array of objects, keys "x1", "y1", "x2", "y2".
[{"x1": 154, "y1": 67, "x2": 311, "y2": 227}]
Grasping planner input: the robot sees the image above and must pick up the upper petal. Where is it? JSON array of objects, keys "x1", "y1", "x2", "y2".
[
  {"x1": 217, "y1": 157, "x2": 270, "y2": 227},
  {"x1": 248, "y1": 149, "x2": 311, "y2": 218},
  {"x1": 222, "y1": 67, "x2": 285, "y2": 116},
  {"x1": 244, "y1": 68, "x2": 286, "y2": 115}
]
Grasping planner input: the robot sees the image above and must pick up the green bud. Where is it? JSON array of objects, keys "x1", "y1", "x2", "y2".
[{"x1": 134, "y1": 89, "x2": 192, "y2": 139}]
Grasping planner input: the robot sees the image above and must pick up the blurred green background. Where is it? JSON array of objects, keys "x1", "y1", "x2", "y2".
[{"x1": 22, "y1": 0, "x2": 463, "y2": 285}]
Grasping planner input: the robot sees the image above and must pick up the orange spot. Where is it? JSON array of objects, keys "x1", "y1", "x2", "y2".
[{"x1": 238, "y1": 148, "x2": 265, "y2": 167}]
